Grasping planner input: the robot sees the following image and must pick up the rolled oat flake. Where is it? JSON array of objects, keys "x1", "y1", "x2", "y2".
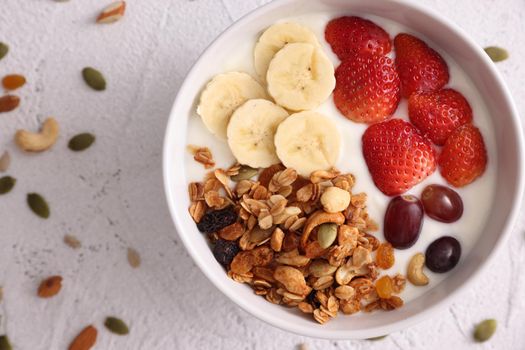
[
  {"x1": 474, "y1": 319, "x2": 497, "y2": 342},
  {"x1": 68, "y1": 133, "x2": 95, "y2": 151},
  {"x1": 0, "y1": 176, "x2": 16, "y2": 194},
  {"x1": 0, "y1": 335, "x2": 12, "y2": 350},
  {"x1": 82, "y1": 67, "x2": 106, "y2": 91},
  {"x1": 104, "y1": 316, "x2": 130, "y2": 335},
  {"x1": 484, "y1": 46, "x2": 508, "y2": 62},
  {"x1": 27, "y1": 193, "x2": 50, "y2": 218},
  {"x1": 0, "y1": 43, "x2": 8, "y2": 61}
]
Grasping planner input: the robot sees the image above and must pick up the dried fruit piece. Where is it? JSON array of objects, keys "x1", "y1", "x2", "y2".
[
  {"x1": 2, "y1": 74, "x2": 26, "y2": 90},
  {"x1": 27, "y1": 193, "x2": 50, "y2": 219},
  {"x1": 64, "y1": 234, "x2": 81, "y2": 249},
  {"x1": 375, "y1": 275, "x2": 394, "y2": 299},
  {"x1": 0, "y1": 43, "x2": 8, "y2": 61},
  {"x1": 0, "y1": 176, "x2": 15, "y2": 194},
  {"x1": 68, "y1": 133, "x2": 95, "y2": 151},
  {"x1": 127, "y1": 248, "x2": 141, "y2": 268},
  {"x1": 197, "y1": 206, "x2": 237, "y2": 233},
  {"x1": 0, "y1": 151, "x2": 11, "y2": 172},
  {"x1": 0, "y1": 335, "x2": 12, "y2": 350},
  {"x1": 69, "y1": 325, "x2": 97, "y2": 350},
  {"x1": 82, "y1": 67, "x2": 106, "y2": 91},
  {"x1": 37, "y1": 275, "x2": 63, "y2": 298},
  {"x1": 231, "y1": 165, "x2": 258, "y2": 182},
  {"x1": 212, "y1": 239, "x2": 239, "y2": 267},
  {"x1": 375, "y1": 242, "x2": 394, "y2": 269},
  {"x1": 97, "y1": 1, "x2": 126, "y2": 24},
  {"x1": 104, "y1": 316, "x2": 129, "y2": 335},
  {"x1": 0, "y1": 95, "x2": 20, "y2": 113},
  {"x1": 474, "y1": 319, "x2": 497, "y2": 342},
  {"x1": 484, "y1": 46, "x2": 508, "y2": 62},
  {"x1": 15, "y1": 117, "x2": 59, "y2": 152}
]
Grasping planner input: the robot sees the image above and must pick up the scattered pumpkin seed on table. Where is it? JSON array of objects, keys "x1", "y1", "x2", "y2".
[
  {"x1": 484, "y1": 46, "x2": 509, "y2": 62},
  {"x1": 82, "y1": 67, "x2": 106, "y2": 91},
  {"x1": 0, "y1": 335, "x2": 12, "y2": 350},
  {"x1": 0, "y1": 43, "x2": 8, "y2": 61},
  {"x1": 0, "y1": 176, "x2": 16, "y2": 194},
  {"x1": 104, "y1": 316, "x2": 130, "y2": 335},
  {"x1": 474, "y1": 319, "x2": 497, "y2": 342},
  {"x1": 68, "y1": 133, "x2": 95, "y2": 151},
  {"x1": 27, "y1": 193, "x2": 50, "y2": 218}
]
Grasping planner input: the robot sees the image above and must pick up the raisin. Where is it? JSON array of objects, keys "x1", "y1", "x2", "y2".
[
  {"x1": 376, "y1": 242, "x2": 395, "y2": 269},
  {"x1": 0, "y1": 95, "x2": 20, "y2": 113},
  {"x1": 212, "y1": 239, "x2": 240, "y2": 268},
  {"x1": 307, "y1": 290, "x2": 321, "y2": 309},
  {"x1": 375, "y1": 275, "x2": 394, "y2": 299},
  {"x1": 197, "y1": 206, "x2": 237, "y2": 233}
]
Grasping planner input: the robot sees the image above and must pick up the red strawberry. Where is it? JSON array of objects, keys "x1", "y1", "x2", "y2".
[
  {"x1": 334, "y1": 53, "x2": 401, "y2": 123},
  {"x1": 325, "y1": 16, "x2": 391, "y2": 60},
  {"x1": 409, "y1": 88, "x2": 473, "y2": 145},
  {"x1": 439, "y1": 124, "x2": 487, "y2": 187},
  {"x1": 362, "y1": 119, "x2": 437, "y2": 196},
  {"x1": 394, "y1": 33, "x2": 449, "y2": 98}
]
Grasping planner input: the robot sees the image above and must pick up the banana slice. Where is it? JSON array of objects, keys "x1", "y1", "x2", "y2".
[
  {"x1": 197, "y1": 72, "x2": 267, "y2": 139},
  {"x1": 274, "y1": 111, "x2": 341, "y2": 177},
  {"x1": 227, "y1": 99, "x2": 289, "y2": 168},
  {"x1": 254, "y1": 22, "x2": 320, "y2": 83},
  {"x1": 267, "y1": 43, "x2": 335, "y2": 111}
]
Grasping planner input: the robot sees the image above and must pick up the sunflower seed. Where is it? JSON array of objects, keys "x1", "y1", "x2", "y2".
[
  {"x1": 474, "y1": 319, "x2": 497, "y2": 342},
  {"x1": 0, "y1": 176, "x2": 15, "y2": 194},
  {"x1": 68, "y1": 133, "x2": 95, "y2": 151},
  {"x1": 104, "y1": 316, "x2": 130, "y2": 335},
  {"x1": 484, "y1": 46, "x2": 508, "y2": 62},
  {"x1": 27, "y1": 193, "x2": 50, "y2": 218},
  {"x1": 64, "y1": 234, "x2": 81, "y2": 249},
  {"x1": 127, "y1": 247, "x2": 141, "y2": 268},
  {"x1": 82, "y1": 67, "x2": 106, "y2": 91}
]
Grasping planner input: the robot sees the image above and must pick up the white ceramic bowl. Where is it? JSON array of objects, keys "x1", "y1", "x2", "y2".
[{"x1": 163, "y1": 0, "x2": 524, "y2": 339}]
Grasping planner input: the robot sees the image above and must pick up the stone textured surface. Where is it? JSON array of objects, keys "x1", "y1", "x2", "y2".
[{"x1": 0, "y1": 0, "x2": 524, "y2": 349}]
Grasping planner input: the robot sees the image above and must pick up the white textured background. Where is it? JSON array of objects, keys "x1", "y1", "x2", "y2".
[{"x1": 0, "y1": 0, "x2": 524, "y2": 349}]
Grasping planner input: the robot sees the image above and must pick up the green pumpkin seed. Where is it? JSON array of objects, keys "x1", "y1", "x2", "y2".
[
  {"x1": 0, "y1": 335, "x2": 12, "y2": 350},
  {"x1": 0, "y1": 176, "x2": 15, "y2": 194},
  {"x1": 27, "y1": 193, "x2": 50, "y2": 219},
  {"x1": 68, "y1": 133, "x2": 95, "y2": 151},
  {"x1": 231, "y1": 165, "x2": 258, "y2": 182},
  {"x1": 474, "y1": 319, "x2": 497, "y2": 342},
  {"x1": 484, "y1": 47, "x2": 508, "y2": 62},
  {"x1": 317, "y1": 223, "x2": 338, "y2": 249},
  {"x1": 0, "y1": 43, "x2": 8, "y2": 61},
  {"x1": 82, "y1": 67, "x2": 106, "y2": 91},
  {"x1": 366, "y1": 335, "x2": 387, "y2": 341},
  {"x1": 104, "y1": 316, "x2": 130, "y2": 335}
]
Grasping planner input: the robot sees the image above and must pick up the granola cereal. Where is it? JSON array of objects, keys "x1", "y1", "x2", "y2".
[{"x1": 187, "y1": 163, "x2": 406, "y2": 324}]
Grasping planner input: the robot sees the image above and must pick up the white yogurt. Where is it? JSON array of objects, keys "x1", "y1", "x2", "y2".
[{"x1": 185, "y1": 12, "x2": 497, "y2": 303}]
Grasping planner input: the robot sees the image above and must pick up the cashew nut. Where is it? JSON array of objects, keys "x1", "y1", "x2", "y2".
[
  {"x1": 300, "y1": 210, "x2": 345, "y2": 249},
  {"x1": 15, "y1": 117, "x2": 59, "y2": 152},
  {"x1": 407, "y1": 253, "x2": 429, "y2": 286}
]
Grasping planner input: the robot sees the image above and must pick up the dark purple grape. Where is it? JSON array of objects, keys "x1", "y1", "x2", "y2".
[
  {"x1": 384, "y1": 195, "x2": 424, "y2": 249},
  {"x1": 425, "y1": 236, "x2": 461, "y2": 273},
  {"x1": 197, "y1": 206, "x2": 237, "y2": 233},
  {"x1": 212, "y1": 239, "x2": 239, "y2": 268},
  {"x1": 421, "y1": 185, "x2": 463, "y2": 223}
]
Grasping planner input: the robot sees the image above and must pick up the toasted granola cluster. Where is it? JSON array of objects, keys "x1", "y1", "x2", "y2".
[{"x1": 188, "y1": 159, "x2": 405, "y2": 324}]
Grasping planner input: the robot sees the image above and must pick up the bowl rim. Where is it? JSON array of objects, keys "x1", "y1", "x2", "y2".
[{"x1": 162, "y1": 0, "x2": 525, "y2": 339}]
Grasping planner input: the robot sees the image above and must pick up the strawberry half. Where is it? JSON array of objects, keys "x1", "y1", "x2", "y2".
[
  {"x1": 325, "y1": 16, "x2": 391, "y2": 60},
  {"x1": 334, "y1": 53, "x2": 401, "y2": 124},
  {"x1": 362, "y1": 119, "x2": 437, "y2": 196},
  {"x1": 394, "y1": 33, "x2": 449, "y2": 98},
  {"x1": 408, "y1": 88, "x2": 473, "y2": 145},
  {"x1": 439, "y1": 124, "x2": 487, "y2": 187}
]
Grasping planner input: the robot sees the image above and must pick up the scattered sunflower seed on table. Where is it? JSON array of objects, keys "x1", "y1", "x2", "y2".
[
  {"x1": 0, "y1": 151, "x2": 10, "y2": 172},
  {"x1": 127, "y1": 247, "x2": 141, "y2": 268},
  {"x1": 64, "y1": 234, "x2": 81, "y2": 249}
]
